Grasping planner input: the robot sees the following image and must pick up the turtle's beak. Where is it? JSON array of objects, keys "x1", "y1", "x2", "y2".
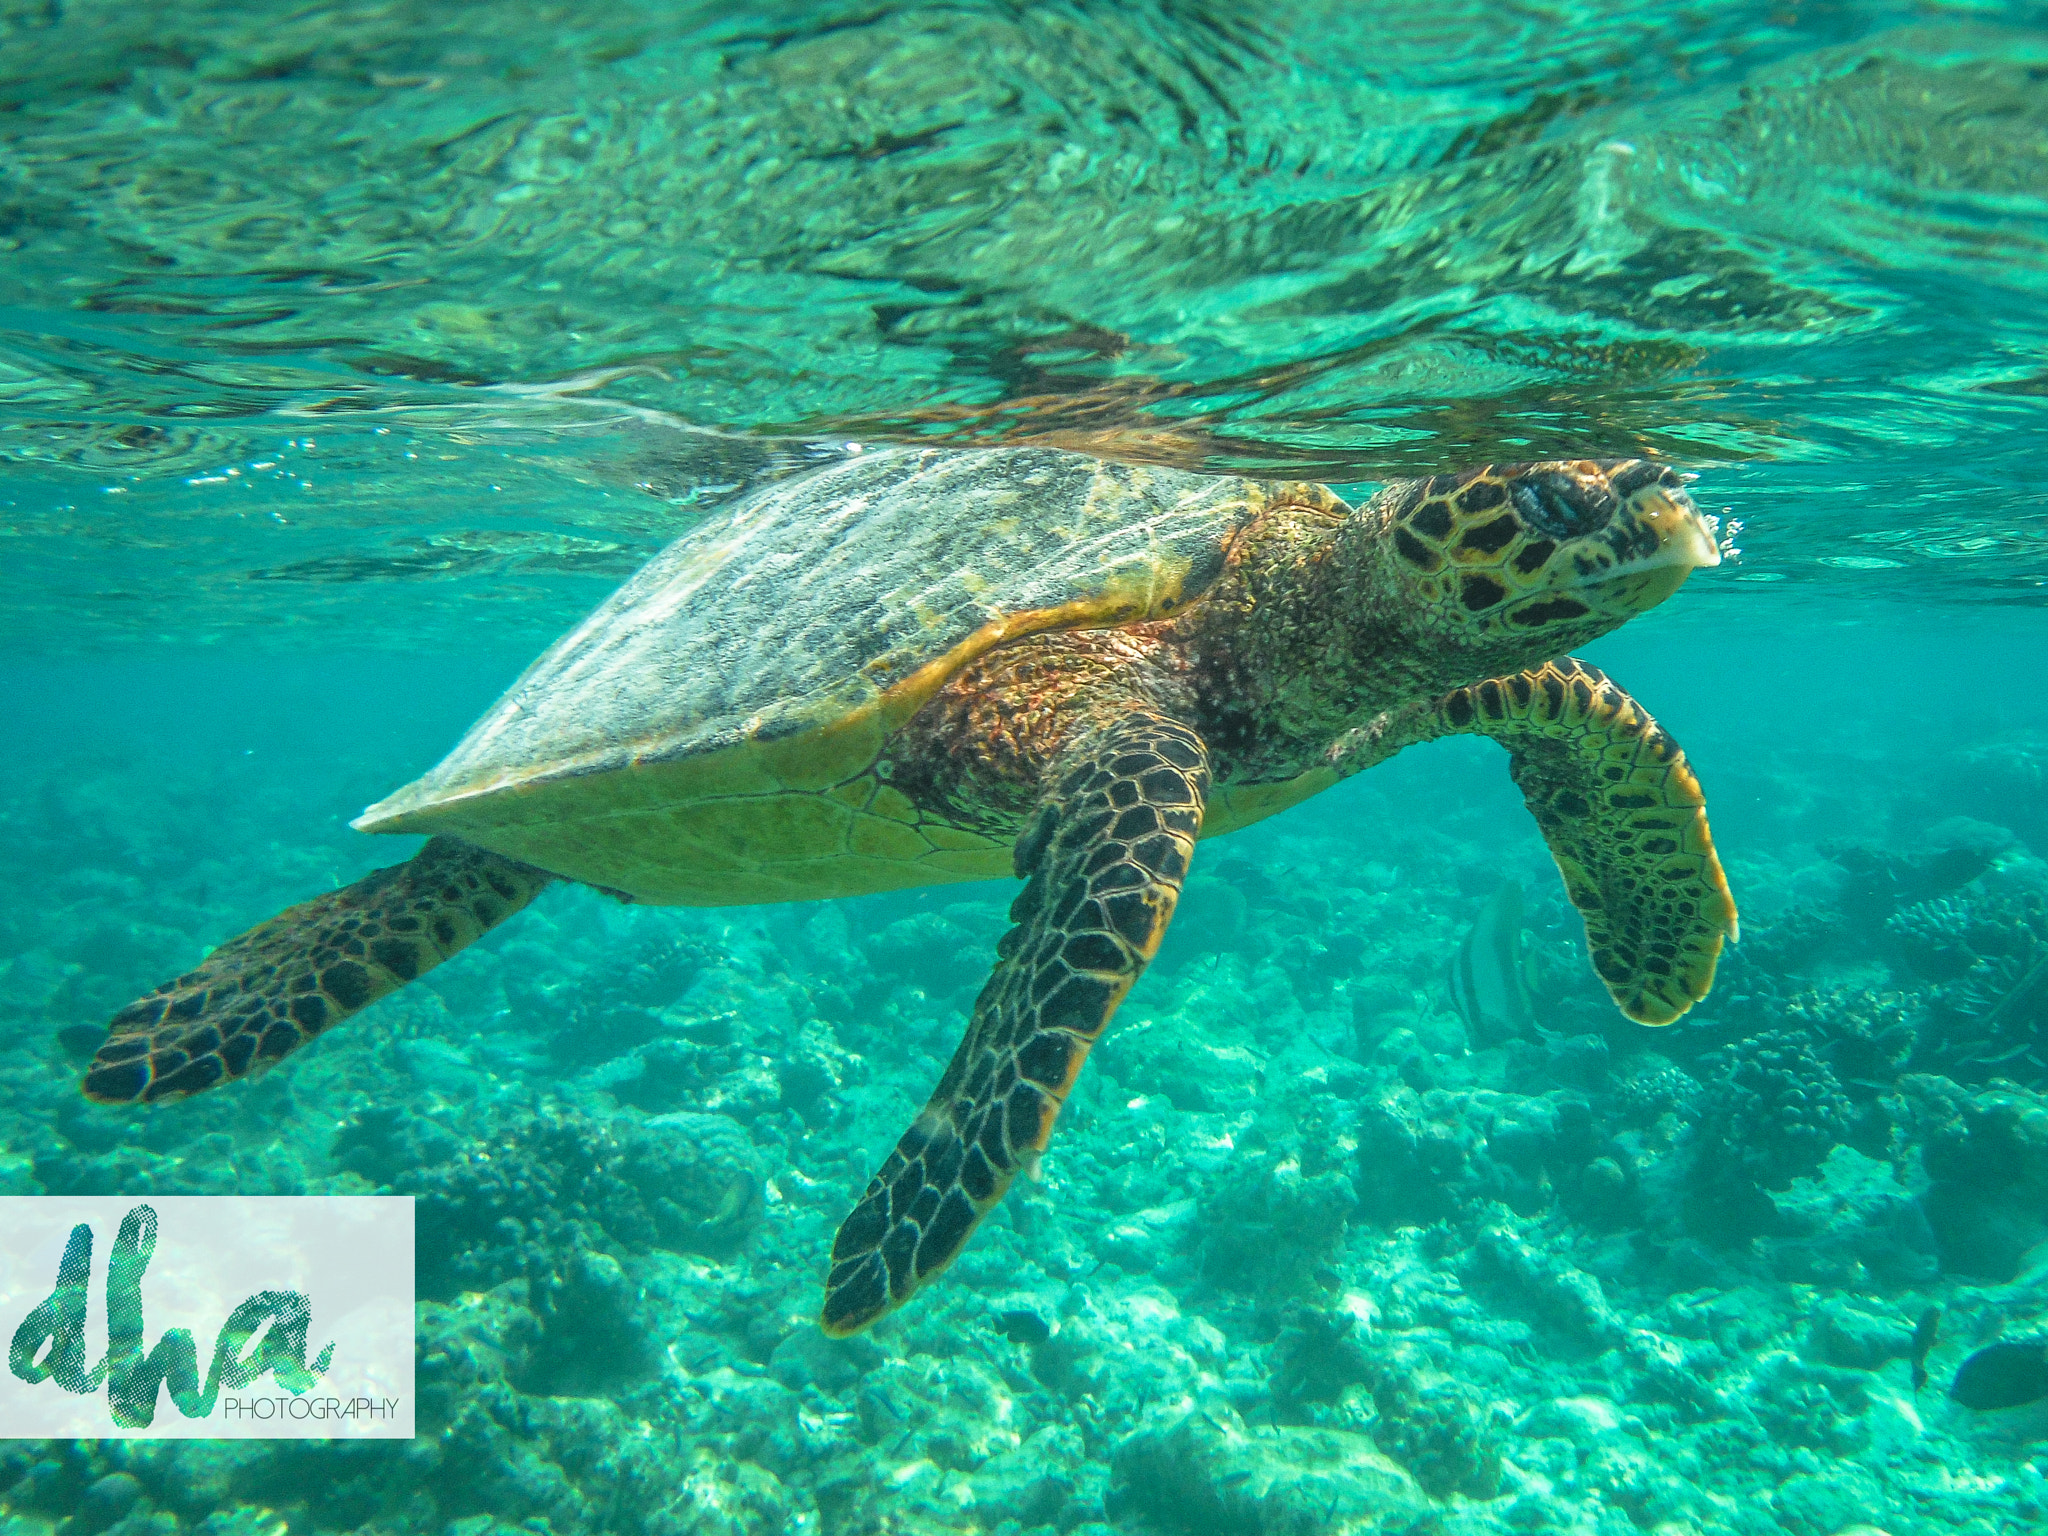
[{"x1": 1576, "y1": 481, "x2": 1720, "y2": 609}]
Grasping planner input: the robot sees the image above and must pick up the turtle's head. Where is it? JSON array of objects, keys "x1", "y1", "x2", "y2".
[{"x1": 1376, "y1": 459, "x2": 1718, "y2": 656}]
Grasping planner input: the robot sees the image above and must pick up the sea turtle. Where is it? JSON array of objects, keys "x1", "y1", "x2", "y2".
[{"x1": 83, "y1": 446, "x2": 1738, "y2": 1335}]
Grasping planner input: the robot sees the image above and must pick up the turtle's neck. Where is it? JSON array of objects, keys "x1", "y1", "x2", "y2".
[{"x1": 1178, "y1": 484, "x2": 1564, "y2": 780}]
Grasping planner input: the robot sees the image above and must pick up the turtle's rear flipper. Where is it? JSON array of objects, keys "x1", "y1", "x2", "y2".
[
  {"x1": 1343, "y1": 658, "x2": 1736, "y2": 1025},
  {"x1": 821, "y1": 711, "x2": 1210, "y2": 1336},
  {"x1": 84, "y1": 836, "x2": 550, "y2": 1105}
]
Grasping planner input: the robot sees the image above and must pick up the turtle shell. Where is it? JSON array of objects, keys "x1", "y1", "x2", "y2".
[{"x1": 356, "y1": 446, "x2": 1276, "y2": 904}]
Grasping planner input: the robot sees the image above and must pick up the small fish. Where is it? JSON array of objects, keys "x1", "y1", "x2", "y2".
[
  {"x1": 1950, "y1": 1339, "x2": 2048, "y2": 1410},
  {"x1": 1910, "y1": 1306, "x2": 1940, "y2": 1392},
  {"x1": 994, "y1": 1310, "x2": 1051, "y2": 1346},
  {"x1": 1448, "y1": 880, "x2": 1538, "y2": 1046}
]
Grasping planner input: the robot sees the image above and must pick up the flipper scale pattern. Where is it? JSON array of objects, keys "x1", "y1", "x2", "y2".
[
  {"x1": 84, "y1": 837, "x2": 550, "y2": 1104},
  {"x1": 820, "y1": 711, "x2": 1209, "y2": 1336},
  {"x1": 1444, "y1": 658, "x2": 1736, "y2": 1023}
]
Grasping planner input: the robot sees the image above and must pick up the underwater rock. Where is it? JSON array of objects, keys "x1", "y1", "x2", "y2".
[
  {"x1": 623, "y1": 1111, "x2": 765, "y2": 1254},
  {"x1": 1826, "y1": 837, "x2": 2002, "y2": 928},
  {"x1": 1113, "y1": 1014, "x2": 1265, "y2": 1113},
  {"x1": 865, "y1": 908, "x2": 1000, "y2": 1001},
  {"x1": 1353, "y1": 1083, "x2": 1473, "y2": 1228},
  {"x1": 768, "y1": 1325, "x2": 885, "y2": 1394},
  {"x1": 1906, "y1": 1076, "x2": 2048, "y2": 1278},
  {"x1": 1805, "y1": 1300, "x2": 1916, "y2": 1372},
  {"x1": 1781, "y1": 986, "x2": 1916, "y2": 1100},
  {"x1": 72, "y1": 1472, "x2": 144, "y2": 1536},
  {"x1": 1468, "y1": 1223, "x2": 1624, "y2": 1350},
  {"x1": 969, "y1": 1423, "x2": 1094, "y2": 1530},
  {"x1": 1683, "y1": 1027, "x2": 1854, "y2": 1245},
  {"x1": 1108, "y1": 1408, "x2": 1428, "y2": 1536},
  {"x1": 1268, "y1": 1305, "x2": 1374, "y2": 1421},
  {"x1": 344, "y1": 1099, "x2": 762, "y2": 1300},
  {"x1": 1368, "y1": 1372, "x2": 1503, "y2": 1500},
  {"x1": 1745, "y1": 1352, "x2": 1875, "y2": 1457},
  {"x1": 1612, "y1": 1053, "x2": 1703, "y2": 1127},
  {"x1": 1096, "y1": 1198, "x2": 1199, "y2": 1273},
  {"x1": 1770, "y1": 1466, "x2": 1888, "y2": 1536},
  {"x1": 1197, "y1": 1139, "x2": 1356, "y2": 1293},
  {"x1": 1764, "y1": 1145, "x2": 1937, "y2": 1287}
]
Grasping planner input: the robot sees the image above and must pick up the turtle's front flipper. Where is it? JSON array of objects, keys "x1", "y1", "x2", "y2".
[
  {"x1": 822, "y1": 711, "x2": 1209, "y2": 1336},
  {"x1": 84, "y1": 836, "x2": 550, "y2": 1105},
  {"x1": 1342, "y1": 658, "x2": 1737, "y2": 1025}
]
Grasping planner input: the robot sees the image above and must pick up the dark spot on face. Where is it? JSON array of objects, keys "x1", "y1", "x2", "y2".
[
  {"x1": 1512, "y1": 539, "x2": 1557, "y2": 575},
  {"x1": 1410, "y1": 500, "x2": 1454, "y2": 541},
  {"x1": 431, "y1": 916, "x2": 458, "y2": 948},
  {"x1": 1457, "y1": 479, "x2": 1507, "y2": 513},
  {"x1": 1461, "y1": 575, "x2": 1507, "y2": 611},
  {"x1": 1458, "y1": 514, "x2": 1519, "y2": 556},
  {"x1": 1605, "y1": 460, "x2": 1678, "y2": 498},
  {"x1": 1510, "y1": 597, "x2": 1591, "y2": 627},
  {"x1": 1393, "y1": 528, "x2": 1441, "y2": 571},
  {"x1": 1556, "y1": 791, "x2": 1592, "y2": 819},
  {"x1": 1424, "y1": 475, "x2": 1459, "y2": 498},
  {"x1": 1446, "y1": 691, "x2": 1476, "y2": 728},
  {"x1": 1510, "y1": 472, "x2": 1617, "y2": 540}
]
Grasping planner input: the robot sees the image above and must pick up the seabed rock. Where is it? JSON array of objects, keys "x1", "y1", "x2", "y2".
[{"x1": 1108, "y1": 1407, "x2": 1430, "y2": 1536}]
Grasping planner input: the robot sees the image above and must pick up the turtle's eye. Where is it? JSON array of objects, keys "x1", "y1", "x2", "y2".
[{"x1": 1510, "y1": 473, "x2": 1616, "y2": 540}]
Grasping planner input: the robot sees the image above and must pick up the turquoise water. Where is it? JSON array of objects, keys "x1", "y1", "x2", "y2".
[{"x1": 5, "y1": 0, "x2": 2048, "y2": 1531}]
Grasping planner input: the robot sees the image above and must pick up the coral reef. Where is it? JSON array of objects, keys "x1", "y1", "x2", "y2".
[{"x1": 8, "y1": 648, "x2": 2048, "y2": 1536}]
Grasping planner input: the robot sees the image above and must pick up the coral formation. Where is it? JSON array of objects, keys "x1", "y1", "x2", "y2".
[{"x1": 9, "y1": 627, "x2": 2048, "y2": 1536}]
